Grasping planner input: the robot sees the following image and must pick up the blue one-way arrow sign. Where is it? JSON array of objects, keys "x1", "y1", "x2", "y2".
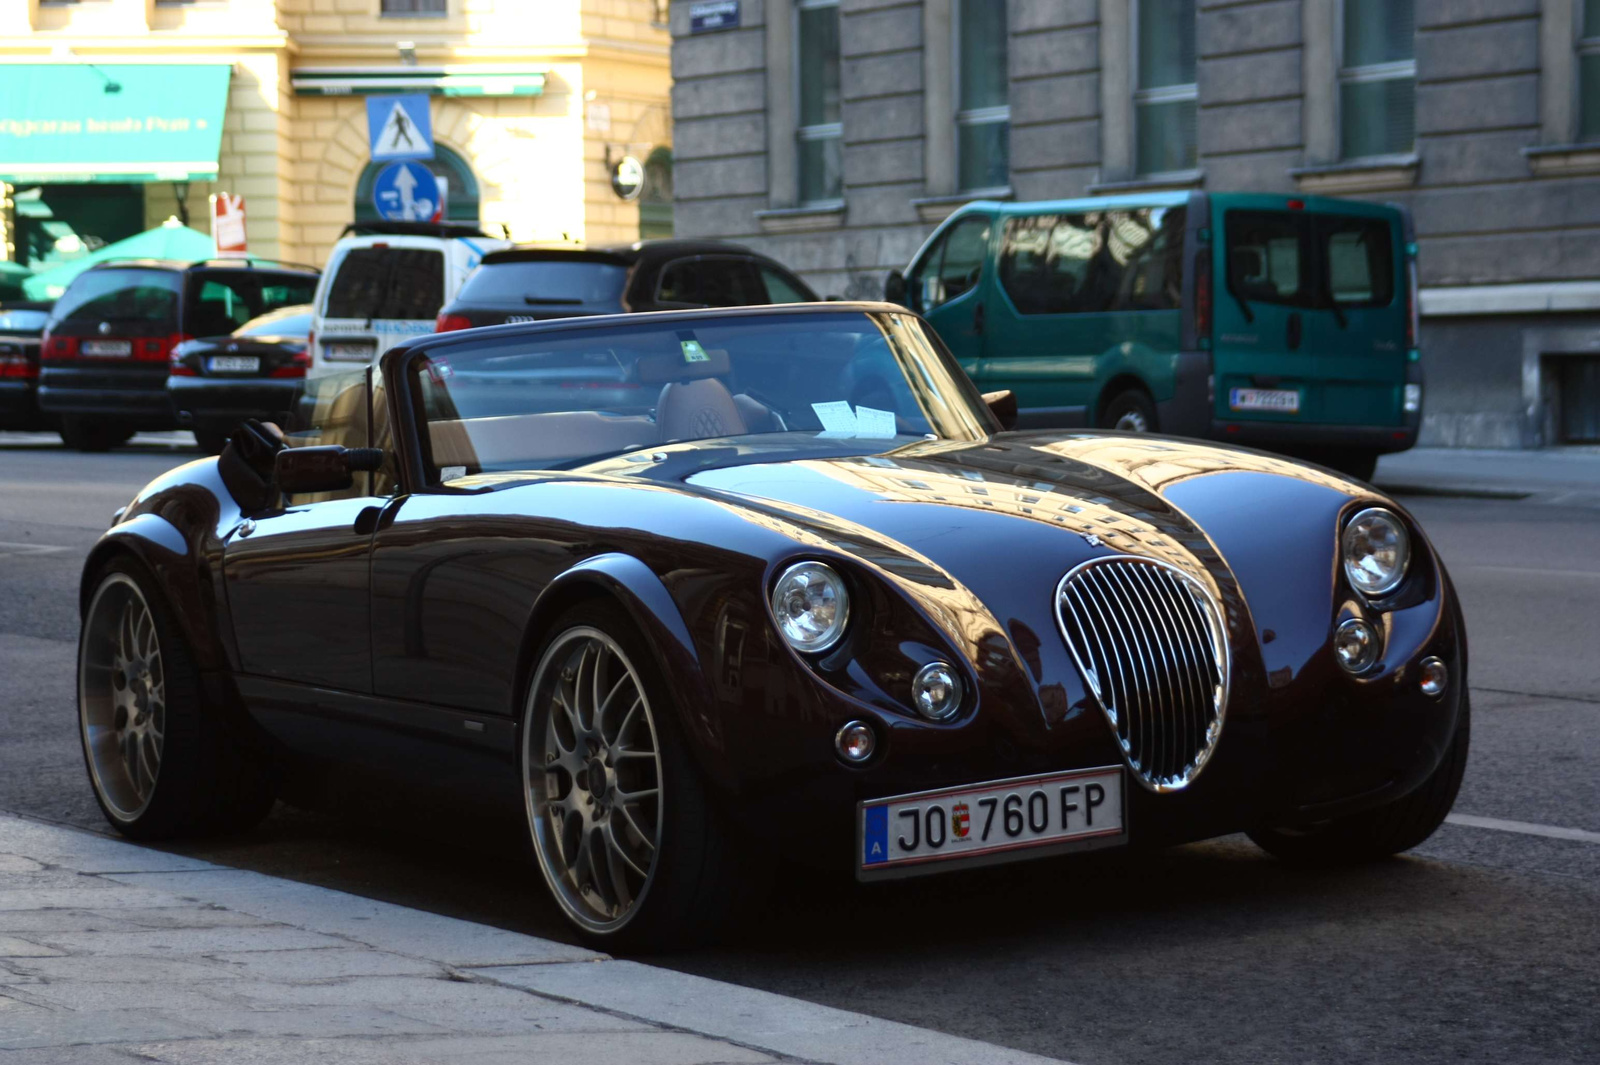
[
  {"x1": 373, "y1": 161, "x2": 440, "y2": 222},
  {"x1": 367, "y1": 94, "x2": 434, "y2": 162}
]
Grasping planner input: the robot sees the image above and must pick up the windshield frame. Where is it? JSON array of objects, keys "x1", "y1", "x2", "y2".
[{"x1": 382, "y1": 306, "x2": 1001, "y2": 494}]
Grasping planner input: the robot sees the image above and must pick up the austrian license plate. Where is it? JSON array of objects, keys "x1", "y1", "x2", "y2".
[
  {"x1": 81, "y1": 340, "x2": 131, "y2": 357},
  {"x1": 1230, "y1": 387, "x2": 1300, "y2": 413},
  {"x1": 208, "y1": 355, "x2": 259, "y2": 374},
  {"x1": 325, "y1": 342, "x2": 374, "y2": 363},
  {"x1": 858, "y1": 766, "x2": 1125, "y2": 880}
]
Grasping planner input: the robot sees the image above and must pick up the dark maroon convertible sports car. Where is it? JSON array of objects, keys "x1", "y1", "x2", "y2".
[{"x1": 77, "y1": 303, "x2": 1468, "y2": 948}]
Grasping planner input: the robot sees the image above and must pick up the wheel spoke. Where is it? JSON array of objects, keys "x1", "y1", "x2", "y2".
[
  {"x1": 615, "y1": 786, "x2": 658, "y2": 803},
  {"x1": 604, "y1": 819, "x2": 647, "y2": 885},
  {"x1": 617, "y1": 801, "x2": 655, "y2": 852},
  {"x1": 615, "y1": 697, "x2": 642, "y2": 746},
  {"x1": 597, "y1": 673, "x2": 633, "y2": 738}
]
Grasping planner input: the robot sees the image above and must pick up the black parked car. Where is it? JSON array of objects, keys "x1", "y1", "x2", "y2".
[
  {"x1": 0, "y1": 301, "x2": 56, "y2": 432},
  {"x1": 169, "y1": 305, "x2": 313, "y2": 454},
  {"x1": 78, "y1": 303, "x2": 1467, "y2": 951},
  {"x1": 433, "y1": 240, "x2": 818, "y2": 332},
  {"x1": 40, "y1": 259, "x2": 318, "y2": 451}
]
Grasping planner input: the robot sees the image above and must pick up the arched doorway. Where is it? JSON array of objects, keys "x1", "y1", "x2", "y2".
[{"x1": 354, "y1": 144, "x2": 481, "y2": 224}]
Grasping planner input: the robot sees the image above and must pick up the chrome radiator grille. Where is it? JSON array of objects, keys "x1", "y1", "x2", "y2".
[{"x1": 1054, "y1": 557, "x2": 1229, "y2": 792}]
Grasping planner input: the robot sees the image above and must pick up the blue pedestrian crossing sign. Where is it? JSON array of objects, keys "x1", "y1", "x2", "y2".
[
  {"x1": 367, "y1": 94, "x2": 434, "y2": 162},
  {"x1": 372, "y1": 161, "x2": 441, "y2": 222}
]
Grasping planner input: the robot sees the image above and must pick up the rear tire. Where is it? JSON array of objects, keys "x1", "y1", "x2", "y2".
[
  {"x1": 521, "y1": 600, "x2": 751, "y2": 952},
  {"x1": 1098, "y1": 389, "x2": 1158, "y2": 433},
  {"x1": 78, "y1": 558, "x2": 276, "y2": 840},
  {"x1": 1249, "y1": 693, "x2": 1469, "y2": 865},
  {"x1": 60, "y1": 418, "x2": 134, "y2": 453}
]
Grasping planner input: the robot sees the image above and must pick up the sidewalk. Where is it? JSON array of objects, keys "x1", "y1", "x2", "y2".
[
  {"x1": 1375, "y1": 446, "x2": 1600, "y2": 505},
  {"x1": 0, "y1": 813, "x2": 1066, "y2": 1065}
]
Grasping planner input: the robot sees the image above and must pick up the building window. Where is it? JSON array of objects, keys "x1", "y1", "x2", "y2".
[
  {"x1": 1582, "y1": 0, "x2": 1600, "y2": 140},
  {"x1": 1135, "y1": 0, "x2": 1197, "y2": 175},
  {"x1": 796, "y1": 0, "x2": 842, "y2": 205},
  {"x1": 1339, "y1": 0, "x2": 1415, "y2": 158},
  {"x1": 381, "y1": 0, "x2": 447, "y2": 15},
  {"x1": 956, "y1": 0, "x2": 1009, "y2": 192}
]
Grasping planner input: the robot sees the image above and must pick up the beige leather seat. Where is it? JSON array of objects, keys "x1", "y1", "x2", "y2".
[{"x1": 656, "y1": 377, "x2": 749, "y2": 443}]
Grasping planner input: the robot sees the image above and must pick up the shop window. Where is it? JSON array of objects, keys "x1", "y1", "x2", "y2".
[
  {"x1": 1340, "y1": 0, "x2": 1415, "y2": 158},
  {"x1": 1582, "y1": 0, "x2": 1600, "y2": 141},
  {"x1": 956, "y1": 0, "x2": 1009, "y2": 192},
  {"x1": 1135, "y1": 0, "x2": 1197, "y2": 175},
  {"x1": 382, "y1": 0, "x2": 447, "y2": 14},
  {"x1": 796, "y1": 0, "x2": 842, "y2": 205},
  {"x1": 353, "y1": 143, "x2": 479, "y2": 224}
]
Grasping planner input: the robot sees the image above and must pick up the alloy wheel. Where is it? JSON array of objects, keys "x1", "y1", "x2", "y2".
[
  {"x1": 524, "y1": 627, "x2": 663, "y2": 934},
  {"x1": 79, "y1": 574, "x2": 166, "y2": 821},
  {"x1": 1114, "y1": 409, "x2": 1150, "y2": 432}
]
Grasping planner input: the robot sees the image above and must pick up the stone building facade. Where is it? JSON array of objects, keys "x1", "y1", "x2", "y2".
[
  {"x1": 669, "y1": 0, "x2": 1600, "y2": 447},
  {"x1": 1, "y1": 0, "x2": 673, "y2": 271}
]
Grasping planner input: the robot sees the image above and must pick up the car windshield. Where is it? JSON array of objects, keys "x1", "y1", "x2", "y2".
[
  {"x1": 409, "y1": 310, "x2": 997, "y2": 483},
  {"x1": 237, "y1": 306, "x2": 313, "y2": 338},
  {"x1": 458, "y1": 258, "x2": 629, "y2": 306},
  {"x1": 51, "y1": 269, "x2": 180, "y2": 326}
]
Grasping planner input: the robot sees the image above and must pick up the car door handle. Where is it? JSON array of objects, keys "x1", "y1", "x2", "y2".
[
  {"x1": 972, "y1": 302, "x2": 986, "y2": 335},
  {"x1": 1286, "y1": 312, "x2": 1302, "y2": 351}
]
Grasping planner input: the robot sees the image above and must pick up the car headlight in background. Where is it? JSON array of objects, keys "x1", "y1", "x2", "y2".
[
  {"x1": 1342, "y1": 507, "x2": 1411, "y2": 597},
  {"x1": 771, "y1": 561, "x2": 849, "y2": 653}
]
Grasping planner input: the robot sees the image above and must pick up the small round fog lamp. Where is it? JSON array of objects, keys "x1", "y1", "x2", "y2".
[
  {"x1": 1334, "y1": 618, "x2": 1380, "y2": 673},
  {"x1": 835, "y1": 720, "x2": 876, "y2": 763},
  {"x1": 911, "y1": 661, "x2": 963, "y2": 721},
  {"x1": 1418, "y1": 656, "x2": 1448, "y2": 697}
]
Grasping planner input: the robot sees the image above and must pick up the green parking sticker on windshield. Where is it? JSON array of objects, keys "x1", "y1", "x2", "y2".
[{"x1": 681, "y1": 340, "x2": 709, "y2": 363}]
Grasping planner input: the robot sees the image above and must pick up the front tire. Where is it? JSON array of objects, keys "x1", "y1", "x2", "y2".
[
  {"x1": 522, "y1": 601, "x2": 740, "y2": 951},
  {"x1": 1249, "y1": 693, "x2": 1470, "y2": 865},
  {"x1": 78, "y1": 559, "x2": 275, "y2": 839}
]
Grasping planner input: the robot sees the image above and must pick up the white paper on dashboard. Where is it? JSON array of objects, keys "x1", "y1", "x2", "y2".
[
  {"x1": 854, "y1": 406, "x2": 897, "y2": 438},
  {"x1": 812, "y1": 400, "x2": 859, "y2": 434}
]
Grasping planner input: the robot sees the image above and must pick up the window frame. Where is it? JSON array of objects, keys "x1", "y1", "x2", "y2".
[
  {"x1": 380, "y1": 0, "x2": 448, "y2": 17},
  {"x1": 794, "y1": 0, "x2": 843, "y2": 206},
  {"x1": 1581, "y1": 1, "x2": 1600, "y2": 141},
  {"x1": 1131, "y1": 0, "x2": 1199, "y2": 177},
  {"x1": 1336, "y1": 0, "x2": 1417, "y2": 160},
  {"x1": 953, "y1": 0, "x2": 1011, "y2": 194}
]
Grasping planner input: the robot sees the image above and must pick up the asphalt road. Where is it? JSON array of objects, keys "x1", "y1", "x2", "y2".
[{"x1": 3, "y1": 432, "x2": 1597, "y2": 1065}]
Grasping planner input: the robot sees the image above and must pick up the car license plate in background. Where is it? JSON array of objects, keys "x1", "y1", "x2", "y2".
[
  {"x1": 208, "y1": 355, "x2": 260, "y2": 374},
  {"x1": 325, "y1": 342, "x2": 374, "y2": 363},
  {"x1": 1230, "y1": 387, "x2": 1300, "y2": 413},
  {"x1": 81, "y1": 340, "x2": 131, "y2": 357},
  {"x1": 859, "y1": 766, "x2": 1125, "y2": 879}
]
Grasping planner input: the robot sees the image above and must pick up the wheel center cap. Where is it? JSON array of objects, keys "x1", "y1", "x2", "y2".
[{"x1": 585, "y1": 757, "x2": 608, "y2": 796}]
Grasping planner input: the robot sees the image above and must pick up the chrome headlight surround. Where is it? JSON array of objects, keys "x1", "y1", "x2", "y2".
[
  {"x1": 1341, "y1": 507, "x2": 1411, "y2": 598},
  {"x1": 770, "y1": 561, "x2": 850, "y2": 654}
]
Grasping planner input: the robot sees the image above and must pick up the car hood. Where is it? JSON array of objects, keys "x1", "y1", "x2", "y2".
[{"x1": 681, "y1": 431, "x2": 1375, "y2": 686}]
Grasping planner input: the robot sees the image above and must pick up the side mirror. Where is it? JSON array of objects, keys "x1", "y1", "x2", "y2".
[
  {"x1": 275, "y1": 445, "x2": 385, "y2": 495},
  {"x1": 982, "y1": 389, "x2": 1018, "y2": 432},
  {"x1": 883, "y1": 269, "x2": 907, "y2": 306}
]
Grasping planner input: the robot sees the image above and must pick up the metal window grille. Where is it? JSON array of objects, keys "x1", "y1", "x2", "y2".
[
  {"x1": 381, "y1": 0, "x2": 448, "y2": 15},
  {"x1": 796, "y1": 0, "x2": 842, "y2": 205},
  {"x1": 1339, "y1": 0, "x2": 1415, "y2": 159},
  {"x1": 1134, "y1": 0, "x2": 1197, "y2": 176}
]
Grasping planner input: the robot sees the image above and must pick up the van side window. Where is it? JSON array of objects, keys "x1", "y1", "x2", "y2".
[
  {"x1": 1325, "y1": 218, "x2": 1394, "y2": 306},
  {"x1": 910, "y1": 216, "x2": 991, "y2": 312},
  {"x1": 999, "y1": 207, "x2": 1185, "y2": 316}
]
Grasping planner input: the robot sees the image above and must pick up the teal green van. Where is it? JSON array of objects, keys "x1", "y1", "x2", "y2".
[{"x1": 886, "y1": 192, "x2": 1422, "y2": 480}]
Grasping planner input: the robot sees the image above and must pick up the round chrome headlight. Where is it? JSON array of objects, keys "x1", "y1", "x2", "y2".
[
  {"x1": 771, "y1": 561, "x2": 849, "y2": 653},
  {"x1": 1334, "y1": 618, "x2": 1380, "y2": 673},
  {"x1": 1342, "y1": 507, "x2": 1410, "y2": 597},
  {"x1": 911, "y1": 661, "x2": 963, "y2": 721}
]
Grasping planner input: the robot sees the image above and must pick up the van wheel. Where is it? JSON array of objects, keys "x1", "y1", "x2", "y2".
[
  {"x1": 1099, "y1": 389, "x2": 1157, "y2": 433},
  {"x1": 60, "y1": 418, "x2": 134, "y2": 452}
]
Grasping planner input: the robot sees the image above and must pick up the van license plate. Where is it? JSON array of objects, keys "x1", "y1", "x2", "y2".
[
  {"x1": 325, "y1": 342, "x2": 374, "y2": 363},
  {"x1": 81, "y1": 341, "x2": 131, "y2": 357},
  {"x1": 1230, "y1": 388, "x2": 1300, "y2": 413},
  {"x1": 858, "y1": 766, "x2": 1125, "y2": 879}
]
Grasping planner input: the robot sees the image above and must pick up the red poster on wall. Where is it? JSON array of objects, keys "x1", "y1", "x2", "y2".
[{"x1": 211, "y1": 193, "x2": 247, "y2": 257}]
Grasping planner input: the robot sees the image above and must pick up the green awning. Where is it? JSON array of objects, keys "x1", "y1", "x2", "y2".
[
  {"x1": 0, "y1": 64, "x2": 231, "y2": 185},
  {"x1": 290, "y1": 66, "x2": 545, "y2": 97}
]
